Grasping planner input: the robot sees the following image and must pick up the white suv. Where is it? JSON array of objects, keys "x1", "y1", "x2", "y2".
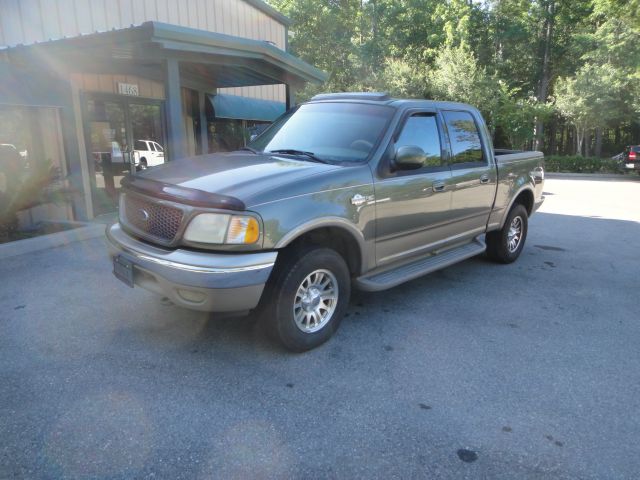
[{"x1": 133, "y1": 140, "x2": 165, "y2": 169}]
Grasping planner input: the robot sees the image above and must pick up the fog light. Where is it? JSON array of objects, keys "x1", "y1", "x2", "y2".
[{"x1": 177, "y1": 289, "x2": 206, "y2": 303}]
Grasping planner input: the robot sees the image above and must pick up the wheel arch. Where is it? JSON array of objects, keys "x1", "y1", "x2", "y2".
[
  {"x1": 499, "y1": 187, "x2": 534, "y2": 228},
  {"x1": 275, "y1": 218, "x2": 367, "y2": 276}
]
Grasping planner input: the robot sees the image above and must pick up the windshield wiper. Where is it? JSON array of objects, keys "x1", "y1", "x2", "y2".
[
  {"x1": 267, "y1": 149, "x2": 329, "y2": 164},
  {"x1": 237, "y1": 146, "x2": 260, "y2": 154}
]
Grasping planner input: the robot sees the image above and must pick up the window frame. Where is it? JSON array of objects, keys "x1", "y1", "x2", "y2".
[
  {"x1": 440, "y1": 109, "x2": 489, "y2": 170},
  {"x1": 379, "y1": 108, "x2": 449, "y2": 177}
]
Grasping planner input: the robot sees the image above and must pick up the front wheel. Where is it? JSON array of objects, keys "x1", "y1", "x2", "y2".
[
  {"x1": 486, "y1": 204, "x2": 528, "y2": 264},
  {"x1": 262, "y1": 247, "x2": 351, "y2": 352}
]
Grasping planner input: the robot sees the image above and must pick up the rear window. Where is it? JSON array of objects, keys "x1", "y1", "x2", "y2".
[
  {"x1": 442, "y1": 110, "x2": 484, "y2": 165},
  {"x1": 134, "y1": 140, "x2": 147, "y2": 151}
]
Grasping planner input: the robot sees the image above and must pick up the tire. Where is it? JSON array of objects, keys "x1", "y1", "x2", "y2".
[
  {"x1": 486, "y1": 204, "x2": 528, "y2": 264},
  {"x1": 139, "y1": 158, "x2": 148, "y2": 170},
  {"x1": 261, "y1": 246, "x2": 351, "y2": 352}
]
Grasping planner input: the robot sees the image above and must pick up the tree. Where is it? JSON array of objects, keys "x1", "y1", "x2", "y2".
[
  {"x1": 267, "y1": 0, "x2": 639, "y2": 153},
  {"x1": 555, "y1": 63, "x2": 625, "y2": 155},
  {"x1": 429, "y1": 42, "x2": 499, "y2": 131}
]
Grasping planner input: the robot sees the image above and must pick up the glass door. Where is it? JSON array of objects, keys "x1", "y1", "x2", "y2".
[
  {"x1": 86, "y1": 98, "x2": 129, "y2": 216},
  {"x1": 84, "y1": 95, "x2": 165, "y2": 216}
]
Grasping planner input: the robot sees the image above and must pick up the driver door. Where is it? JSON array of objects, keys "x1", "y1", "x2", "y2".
[{"x1": 373, "y1": 111, "x2": 454, "y2": 266}]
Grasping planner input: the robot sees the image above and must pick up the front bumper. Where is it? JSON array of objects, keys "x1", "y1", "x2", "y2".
[{"x1": 106, "y1": 223, "x2": 277, "y2": 312}]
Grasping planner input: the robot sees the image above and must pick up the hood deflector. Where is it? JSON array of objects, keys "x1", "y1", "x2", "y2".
[{"x1": 121, "y1": 175, "x2": 246, "y2": 211}]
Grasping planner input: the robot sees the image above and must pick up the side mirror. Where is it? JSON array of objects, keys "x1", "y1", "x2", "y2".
[{"x1": 395, "y1": 145, "x2": 426, "y2": 170}]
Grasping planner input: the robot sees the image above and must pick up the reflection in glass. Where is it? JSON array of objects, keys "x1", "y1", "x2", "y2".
[
  {"x1": 250, "y1": 103, "x2": 394, "y2": 164},
  {"x1": 86, "y1": 99, "x2": 164, "y2": 215},
  {"x1": 443, "y1": 111, "x2": 484, "y2": 164},
  {"x1": 87, "y1": 100, "x2": 128, "y2": 215},
  {"x1": 396, "y1": 115, "x2": 443, "y2": 167},
  {"x1": 130, "y1": 104, "x2": 164, "y2": 169},
  {"x1": 0, "y1": 106, "x2": 73, "y2": 241}
]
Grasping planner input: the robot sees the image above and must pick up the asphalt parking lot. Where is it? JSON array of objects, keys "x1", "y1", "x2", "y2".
[{"x1": 1, "y1": 175, "x2": 639, "y2": 479}]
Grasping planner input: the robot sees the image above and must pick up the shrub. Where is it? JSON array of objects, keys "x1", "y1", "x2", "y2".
[
  {"x1": 544, "y1": 155, "x2": 623, "y2": 174},
  {"x1": 0, "y1": 156, "x2": 75, "y2": 242}
]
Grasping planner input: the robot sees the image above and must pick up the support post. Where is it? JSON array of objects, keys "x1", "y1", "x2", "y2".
[
  {"x1": 198, "y1": 90, "x2": 209, "y2": 155},
  {"x1": 165, "y1": 58, "x2": 187, "y2": 161},
  {"x1": 285, "y1": 84, "x2": 295, "y2": 110}
]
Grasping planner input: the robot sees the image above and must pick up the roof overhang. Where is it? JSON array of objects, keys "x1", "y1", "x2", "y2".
[{"x1": 2, "y1": 22, "x2": 326, "y2": 88}]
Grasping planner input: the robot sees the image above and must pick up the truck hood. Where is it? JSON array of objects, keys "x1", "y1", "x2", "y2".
[{"x1": 136, "y1": 152, "x2": 342, "y2": 207}]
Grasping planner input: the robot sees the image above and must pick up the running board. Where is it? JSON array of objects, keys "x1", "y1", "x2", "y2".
[{"x1": 355, "y1": 238, "x2": 486, "y2": 292}]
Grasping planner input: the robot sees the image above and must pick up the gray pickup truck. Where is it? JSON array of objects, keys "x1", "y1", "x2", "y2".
[{"x1": 107, "y1": 92, "x2": 544, "y2": 351}]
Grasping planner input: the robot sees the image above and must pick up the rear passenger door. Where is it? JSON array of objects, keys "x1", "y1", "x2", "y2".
[
  {"x1": 373, "y1": 111, "x2": 454, "y2": 266},
  {"x1": 441, "y1": 110, "x2": 497, "y2": 241}
]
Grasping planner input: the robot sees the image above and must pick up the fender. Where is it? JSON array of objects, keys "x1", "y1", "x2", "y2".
[
  {"x1": 275, "y1": 216, "x2": 369, "y2": 274},
  {"x1": 498, "y1": 184, "x2": 535, "y2": 229}
]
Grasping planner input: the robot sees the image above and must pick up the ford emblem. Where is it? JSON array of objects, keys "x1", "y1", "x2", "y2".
[{"x1": 138, "y1": 208, "x2": 150, "y2": 222}]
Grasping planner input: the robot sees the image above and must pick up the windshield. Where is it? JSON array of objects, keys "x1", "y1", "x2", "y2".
[{"x1": 249, "y1": 102, "x2": 394, "y2": 164}]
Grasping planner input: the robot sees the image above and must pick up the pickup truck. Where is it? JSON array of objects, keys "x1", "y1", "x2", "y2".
[{"x1": 106, "y1": 93, "x2": 544, "y2": 351}]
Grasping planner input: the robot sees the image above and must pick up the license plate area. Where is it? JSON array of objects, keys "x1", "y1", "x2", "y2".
[{"x1": 113, "y1": 255, "x2": 134, "y2": 287}]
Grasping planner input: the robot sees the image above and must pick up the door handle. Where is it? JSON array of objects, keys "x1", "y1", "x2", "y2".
[
  {"x1": 433, "y1": 182, "x2": 446, "y2": 192},
  {"x1": 480, "y1": 174, "x2": 490, "y2": 184}
]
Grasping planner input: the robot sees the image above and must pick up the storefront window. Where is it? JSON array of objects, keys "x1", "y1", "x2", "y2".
[{"x1": 0, "y1": 105, "x2": 73, "y2": 242}]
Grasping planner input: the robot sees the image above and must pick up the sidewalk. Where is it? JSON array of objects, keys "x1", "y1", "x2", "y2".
[{"x1": 0, "y1": 222, "x2": 106, "y2": 260}]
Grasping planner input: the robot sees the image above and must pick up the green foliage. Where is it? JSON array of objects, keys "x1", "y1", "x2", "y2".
[
  {"x1": 544, "y1": 155, "x2": 622, "y2": 173},
  {"x1": 429, "y1": 43, "x2": 492, "y2": 108},
  {"x1": 0, "y1": 159, "x2": 76, "y2": 240},
  {"x1": 555, "y1": 63, "x2": 630, "y2": 154},
  {"x1": 267, "y1": 0, "x2": 640, "y2": 153},
  {"x1": 494, "y1": 84, "x2": 553, "y2": 149},
  {"x1": 377, "y1": 58, "x2": 427, "y2": 98}
]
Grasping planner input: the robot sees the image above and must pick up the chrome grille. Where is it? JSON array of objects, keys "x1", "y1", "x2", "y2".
[{"x1": 122, "y1": 194, "x2": 184, "y2": 242}]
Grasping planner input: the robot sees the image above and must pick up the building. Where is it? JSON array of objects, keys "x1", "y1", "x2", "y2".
[{"x1": 0, "y1": 0, "x2": 325, "y2": 223}]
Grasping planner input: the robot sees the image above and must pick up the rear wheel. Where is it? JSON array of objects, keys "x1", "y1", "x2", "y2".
[
  {"x1": 486, "y1": 204, "x2": 528, "y2": 264},
  {"x1": 261, "y1": 247, "x2": 351, "y2": 352}
]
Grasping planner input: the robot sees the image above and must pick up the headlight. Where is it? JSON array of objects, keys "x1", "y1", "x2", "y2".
[{"x1": 183, "y1": 213, "x2": 260, "y2": 245}]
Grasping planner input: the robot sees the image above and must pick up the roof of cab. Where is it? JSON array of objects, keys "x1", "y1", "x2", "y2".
[{"x1": 307, "y1": 92, "x2": 477, "y2": 111}]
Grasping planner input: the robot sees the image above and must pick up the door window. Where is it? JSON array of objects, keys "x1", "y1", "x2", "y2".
[
  {"x1": 442, "y1": 110, "x2": 485, "y2": 166},
  {"x1": 85, "y1": 97, "x2": 165, "y2": 215},
  {"x1": 395, "y1": 114, "x2": 443, "y2": 169}
]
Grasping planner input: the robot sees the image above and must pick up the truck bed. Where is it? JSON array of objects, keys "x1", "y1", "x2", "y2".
[{"x1": 488, "y1": 148, "x2": 545, "y2": 231}]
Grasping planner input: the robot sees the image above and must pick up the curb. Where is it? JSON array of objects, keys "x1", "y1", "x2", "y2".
[
  {"x1": 546, "y1": 172, "x2": 640, "y2": 181},
  {"x1": 0, "y1": 223, "x2": 106, "y2": 260}
]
